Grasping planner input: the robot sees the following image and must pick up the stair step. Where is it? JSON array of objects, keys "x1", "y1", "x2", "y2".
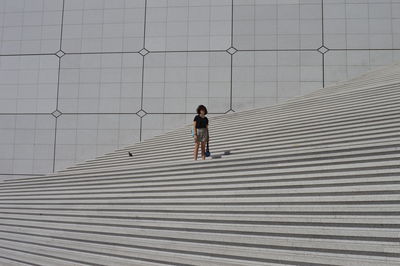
[{"x1": 0, "y1": 225, "x2": 398, "y2": 266}]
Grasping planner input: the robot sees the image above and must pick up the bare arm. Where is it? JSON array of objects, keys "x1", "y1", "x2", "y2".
[
  {"x1": 206, "y1": 123, "x2": 209, "y2": 141},
  {"x1": 193, "y1": 121, "x2": 197, "y2": 136}
]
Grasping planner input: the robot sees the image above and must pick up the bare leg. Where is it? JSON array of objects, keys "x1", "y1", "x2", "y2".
[
  {"x1": 194, "y1": 140, "x2": 199, "y2": 160},
  {"x1": 201, "y1": 141, "x2": 206, "y2": 160}
]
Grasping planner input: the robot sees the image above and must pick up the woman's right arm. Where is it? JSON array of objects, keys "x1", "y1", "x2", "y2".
[{"x1": 193, "y1": 121, "x2": 197, "y2": 139}]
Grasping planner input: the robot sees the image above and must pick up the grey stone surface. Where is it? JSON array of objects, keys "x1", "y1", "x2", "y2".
[{"x1": 0, "y1": 61, "x2": 400, "y2": 265}]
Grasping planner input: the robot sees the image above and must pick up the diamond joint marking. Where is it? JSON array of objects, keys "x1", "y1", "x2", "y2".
[
  {"x1": 139, "y1": 48, "x2": 149, "y2": 56},
  {"x1": 55, "y1": 50, "x2": 65, "y2": 58},
  {"x1": 136, "y1": 109, "x2": 147, "y2": 117},
  {"x1": 51, "y1": 109, "x2": 62, "y2": 118},
  {"x1": 318, "y1": 45, "x2": 329, "y2": 54},
  {"x1": 226, "y1": 47, "x2": 238, "y2": 55}
]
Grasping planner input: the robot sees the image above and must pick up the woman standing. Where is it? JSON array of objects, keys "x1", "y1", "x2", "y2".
[{"x1": 193, "y1": 105, "x2": 209, "y2": 160}]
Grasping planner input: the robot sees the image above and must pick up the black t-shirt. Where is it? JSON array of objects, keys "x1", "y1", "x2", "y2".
[{"x1": 193, "y1": 115, "x2": 208, "y2": 128}]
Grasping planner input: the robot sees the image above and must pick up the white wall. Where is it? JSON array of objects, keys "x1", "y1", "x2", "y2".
[{"x1": 1, "y1": 0, "x2": 400, "y2": 178}]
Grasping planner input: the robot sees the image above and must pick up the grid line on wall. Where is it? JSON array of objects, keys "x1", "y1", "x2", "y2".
[{"x1": 321, "y1": 0, "x2": 325, "y2": 87}]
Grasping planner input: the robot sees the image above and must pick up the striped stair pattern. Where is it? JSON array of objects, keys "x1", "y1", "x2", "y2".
[{"x1": 0, "y1": 61, "x2": 400, "y2": 265}]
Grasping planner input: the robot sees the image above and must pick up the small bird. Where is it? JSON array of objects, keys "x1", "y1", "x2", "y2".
[{"x1": 128, "y1": 152, "x2": 133, "y2": 157}]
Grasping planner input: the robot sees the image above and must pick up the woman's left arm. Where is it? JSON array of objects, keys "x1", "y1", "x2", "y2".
[{"x1": 206, "y1": 123, "x2": 209, "y2": 141}]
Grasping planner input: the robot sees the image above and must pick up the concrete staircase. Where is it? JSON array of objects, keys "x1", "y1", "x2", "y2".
[{"x1": 0, "y1": 61, "x2": 400, "y2": 265}]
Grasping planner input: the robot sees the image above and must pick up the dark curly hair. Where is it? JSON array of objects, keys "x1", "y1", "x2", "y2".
[{"x1": 196, "y1": 105, "x2": 208, "y2": 115}]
